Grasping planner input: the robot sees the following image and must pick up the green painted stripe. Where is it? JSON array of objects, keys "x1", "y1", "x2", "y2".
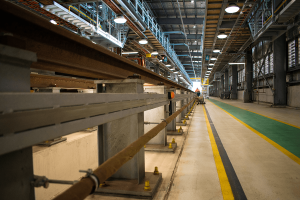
[{"x1": 209, "y1": 99, "x2": 300, "y2": 158}]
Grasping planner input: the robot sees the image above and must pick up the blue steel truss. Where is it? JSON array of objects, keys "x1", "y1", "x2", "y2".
[{"x1": 126, "y1": 0, "x2": 193, "y2": 85}]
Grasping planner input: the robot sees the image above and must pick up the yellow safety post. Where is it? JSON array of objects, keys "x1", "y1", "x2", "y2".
[
  {"x1": 172, "y1": 138, "x2": 175, "y2": 143},
  {"x1": 183, "y1": 119, "x2": 186, "y2": 124},
  {"x1": 144, "y1": 180, "x2": 151, "y2": 191},
  {"x1": 178, "y1": 126, "x2": 183, "y2": 133},
  {"x1": 168, "y1": 143, "x2": 172, "y2": 149},
  {"x1": 99, "y1": 182, "x2": 107, "y2": 187},
  {"x1": 153, "y1": 167, "x2": 159, "y2": 175}
]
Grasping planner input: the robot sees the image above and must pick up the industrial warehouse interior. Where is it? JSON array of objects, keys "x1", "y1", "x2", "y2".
[{"x1": 1, "y1": 0, "x2": 300, "y2": 199}]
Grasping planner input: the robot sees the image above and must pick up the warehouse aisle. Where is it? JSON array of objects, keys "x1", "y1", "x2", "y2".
[
  {"x1": 205, "y1": 99, "x2": 300, "y2": 200},
  {"x1": 166, "y1": 103, "x2": 223, "y2": 200},
  {"x1": 86, "y1": 98, "x2": 300, "y2": 200}
]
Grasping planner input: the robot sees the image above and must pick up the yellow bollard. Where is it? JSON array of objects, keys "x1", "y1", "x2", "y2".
[
  {"x1": 178, "y1": 126, "x2": 183, "y2": 133},
  {"x1": 144, "y1": 180, "x2": 151, "y2": 191},
  {"x1": 144, "y1": 145, "x2": 146, "y2": 148},
  {"x1": 172, "y1": 138, "x2": 175, "y2": 143},
  {"x1": 154, "y1": 166, "x2": 159, "y2": 175},
  {"x1": 168, "y1": 143, "x2": 172, "y2": 149},
  {"x1": 99, "y1": 182, "x2": 107, "y2": 187},
  {"x1": 183, "y1": 119, "x2": 186, "y2": 124}
]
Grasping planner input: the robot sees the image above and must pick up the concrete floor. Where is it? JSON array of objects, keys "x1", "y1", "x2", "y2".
[
  {"x1": 206, "y1": 98, "x2": 300, "y2": 200},
  {"x1": 62, "y1": 98, "x2": 300, "y2": 200}
]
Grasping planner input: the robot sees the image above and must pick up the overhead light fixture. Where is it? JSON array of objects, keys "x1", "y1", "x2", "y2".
[
  {"x1": 50, "y1": 20, "x2": 57, "y2": 25},
  {"x1": 229, "y1": 62, "x2": 245, "y2": 65},
  {"x1": 191, "y1": 0, "x2": 194, "y2": 3},
  {"x1": 208, "y1": 67, "x2": 212, "y2": 70},
  {"x1": 122, "y1": 51, "x2": 138, "y2": 54},
  {"x1": 217, "y1": 31, "x2": 227, "y2": 39},
  {"x1": 139, "y1": 39, "x2": 148, "y2": 44},
  {"x1": 211, "y1": 57, "x2": 217, "y2": 60},
  {"x1": 114, "y1": 15, "x2": 127, "y2": 24},
  {"x1": 151, "y1": 50, "x2": 159, "y2": 55},
  {"x1": 225, "y1": 3, "x2": 240, "y2": 13},
  {"x1": 213, "y1": 49, "x2": 221, "y2": 53},
  {"x1": 209, "y1": 63, "x2": 214, "y2": 66},
  {"x1": 166, "y1": 64, "x2": 171, "y2": 67},
  {"x1": 193, "y1": 25, "x2": 196, "y2": 28}
]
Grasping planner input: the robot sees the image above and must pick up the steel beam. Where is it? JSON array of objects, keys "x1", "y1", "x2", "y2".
[
  {"x1": 170, "y1": 34, "x2": 202, "y2": 40},
  {"x1": 157, "y1": 18, "x2": 204, "y2": 25},
  {"x1": 0, "y1": 1, "x2": 190, "y2": 91}
]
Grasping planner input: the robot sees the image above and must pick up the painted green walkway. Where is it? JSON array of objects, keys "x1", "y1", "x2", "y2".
[{"x1": 209, "y1": 99, "x2": 300, "y2": 158}]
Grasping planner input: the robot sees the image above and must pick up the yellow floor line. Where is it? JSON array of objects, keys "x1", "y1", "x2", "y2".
[
  {"x1": 202, "y1": 105, "x2": 234, "y2": 200},
  {"x1": 210, "y1": 98, "x2": 300, "y2": 130},
  {"x1": 208, "y1": 101, "x2": 300, "y2": 166}
]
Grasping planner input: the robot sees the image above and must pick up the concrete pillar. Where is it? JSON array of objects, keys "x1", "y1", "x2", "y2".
[
  {"x1": 144, "y1": 86, "x2": 167, "y2": 146},
  {"x1": 0, "y1": 44, "x2": 37, "y2": 200},
  {"x1": 225, "y1": 69, "x2": 229, "y2": 98},
  {"x1": 96, "y1": 79, "x2": 145, "y2": 184},
  {"x1": 245, "y1": 50, "x2": 253, "y2": 102},
  {"x1": 176, "y1": 89, "x2": 182, "y2": 123},
  {"x1": 273, "y1": 34, "x2": 287, "y2": 105},
  {"x1": 231, "y1": 65, "x2": 238, "y2": 99},
  {"x1": 167, "y1": 88, "x2": 176, "y2": 132},
  {"x1": 188, "y1": 92, "x2": 192, "y2": 111},
  {"x1": 181, "y1": 91, "x2": 187, "y2": 119}
]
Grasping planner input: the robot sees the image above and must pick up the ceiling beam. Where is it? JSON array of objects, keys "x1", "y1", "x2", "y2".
[
  {"x1": 170, "y1": 34, "x2": 202, "y2": 40},
  {"x1": 173, "y1": 45, "x2": 201, "y2": 50},
  {"x1": 157, "y1": 18, "x2": 204, "y2": 25}
]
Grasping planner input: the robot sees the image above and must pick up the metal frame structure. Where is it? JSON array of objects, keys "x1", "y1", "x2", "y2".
[{"x1": 0, "y1": 92, "x2": 193, "y2": 156}]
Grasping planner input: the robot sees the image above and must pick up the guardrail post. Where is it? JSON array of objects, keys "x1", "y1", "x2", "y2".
[
  {"x1": 181, "y1": 91, "x2": 188, "y2": 120},
  {"x1": 0, "y1": 44, "x2": 37, "y2": 200},
  {"x1": 95, "y1": 79, "x2": 145, "y2": 184},
  {"x1": 175, "y1": 88, "x2": 184, "y2": 126},
  {"x1": 166, "y1": 88, "x2": 177, "y2": 135},
  {"x1": 188, "y1": 92, "x2": 193, "y2": 112},
  {"x1": 144, "y1": 85, "x2": 170, "y2": 151}
]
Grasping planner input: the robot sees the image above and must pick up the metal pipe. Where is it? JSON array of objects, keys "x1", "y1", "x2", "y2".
[
  {"x1": 144, "y1": 122, "x2": 160, "y2": 124},
  {"x1": 53, "y1": 98, "x2": 196, "y2": 200},
  {"x1": 48, "y1": 180, "x2": 77, "y2": 185},
  {"x1": 164, "y1": 31, "x2": 185, "y2": 35}
]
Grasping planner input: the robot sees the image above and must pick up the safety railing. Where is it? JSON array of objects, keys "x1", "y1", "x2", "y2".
[
  {"x1": 247, "y1": 0, "x2": 292, "y2": 38},
  {"x1": 0, "y1": 93, "x2": 194, "y2": 156},
  {"x1": 52, "y1": 98, "x2": 197, "y2": 200}
]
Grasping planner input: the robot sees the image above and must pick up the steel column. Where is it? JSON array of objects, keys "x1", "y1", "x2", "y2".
[
  {"x1": 0, "y1": 44, "x2": 37, "y2": 200},
  {"x1": 245, "y1": 50, "x2": 253, "y2": 102},
  {"x1": 231, "y1": 65, "x2": 238, "y2": 99},
  {"x1": 225, "y1": 69, "x2": 229, "y2": 98},
  {"x1": 273, "y1": 34, "x2": 287, "y2": 105}
]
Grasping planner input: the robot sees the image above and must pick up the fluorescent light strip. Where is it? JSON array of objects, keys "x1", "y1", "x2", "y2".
[{"x1": 122, "y1": 52, "x2": 138, "y2": 54}]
